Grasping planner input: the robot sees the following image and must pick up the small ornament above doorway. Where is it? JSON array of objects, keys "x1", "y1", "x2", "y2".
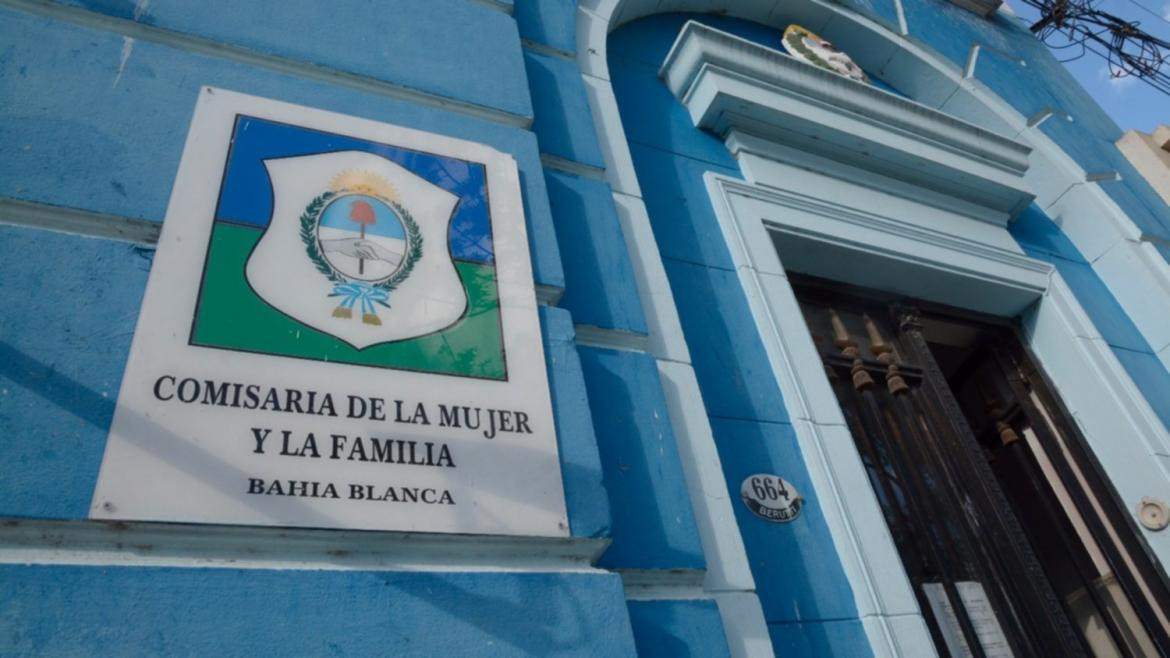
[{"x1": 781, "y1": 24, "x2": 869, "y2": 84}]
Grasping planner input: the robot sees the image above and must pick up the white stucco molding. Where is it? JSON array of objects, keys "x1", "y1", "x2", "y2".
[
  {"x1": 580, "y1": 0, "x2": 1170, "y2": 374},
  {"x1": 0, "y1": 518, "x2": 612, "y2": 572},
  {"x1": 713, "y1": 175, "x2": 1051, "y2": 316},
  {"x1": 660, "y1": 21, "x2": 1034, "y2": 221},
  {"x1": 577, "y1": 5, "x2": 771, "y2": 657},
  {"x1": 707, "y1": 169, "x2": 1170, "y2": 657},
  {"x1": 576, "y1": 3, "x2": 1170, "y2": 656}
]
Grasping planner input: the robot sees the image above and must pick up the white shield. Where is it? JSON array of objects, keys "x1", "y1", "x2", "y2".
[{"x1": 246, "y1": 151, "x2": 466, "y2": 348}]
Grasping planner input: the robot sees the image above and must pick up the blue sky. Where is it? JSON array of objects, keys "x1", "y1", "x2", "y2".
[
  {"x1": 1006, "y1": 0, "x2": 1169, "y2": 133},
  {"x1": 320, "y1": 196, "x2": 406, "y2": 240}
]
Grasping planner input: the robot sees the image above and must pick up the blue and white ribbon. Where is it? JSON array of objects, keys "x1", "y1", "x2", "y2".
[{"x1": 330, "y1": 282, "x2": 390, "y2": 316}]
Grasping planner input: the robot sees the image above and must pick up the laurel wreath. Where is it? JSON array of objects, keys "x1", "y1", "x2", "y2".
[
  {"x1": 785, "y1": 30, "x2": 822, "y2": 67},
  {"x1": 299, "y1": 191, "x2": 423, "y2": 292},
  {"x1": 784, "y1": 29, "x2": 869, "y2": 84}
]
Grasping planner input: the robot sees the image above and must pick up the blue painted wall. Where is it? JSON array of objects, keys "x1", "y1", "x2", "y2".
[
  {"x1": 0, "y1": 0, "x2": 634, "y2": 652},
  {"x1": 544, "y1": 171, "x2": 647, "y2": 334},
  {"x1": 541, "y1": 305, "x2": 613, "y2": 538},
  {"x1": 0, "y1": 227, "x2": 145, "y2": 519},
  {"x1": 610, "y1": 14, "x2": 871, "y2": 657},
  {"x1": 0, "y1": 565, "x2": 637, "y2": 657},
  {"x1": 0, "y1": 6, "x2": 564, "y2": 290},
  {"x1": 6, "y1": 0, "x2": 1170, "y2": 656},
  {"x1": 524, "y1": 50, "x2": 606, "y2": 169},
  {"x1": 51, "y1": 0, "x2": 533, "y2": 118},
  {"x1": 516, "y1": 0, "x2": 699, "y2": 581},
  {"x1": 0, "y1": 1, "x2": 618, "y2": 538},
  {"x1": 626, "y1": 599, "x2": 731, "y2": 658},
  {"x1": 576, "y1": 346, "x2": 704, "y2": 570}
]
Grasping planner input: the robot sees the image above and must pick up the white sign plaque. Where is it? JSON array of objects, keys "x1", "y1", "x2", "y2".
[
  {"x1": 90, "y1": 88, "x2": 569, "y2": 537},
  {"x1": 922, "y1": 581, "x2": 1014, "y2": 658}
]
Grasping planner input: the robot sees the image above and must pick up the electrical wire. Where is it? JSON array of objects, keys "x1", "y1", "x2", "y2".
[{"x1": 1020, "y1": 0, "x2": 1170, "y2": 95}]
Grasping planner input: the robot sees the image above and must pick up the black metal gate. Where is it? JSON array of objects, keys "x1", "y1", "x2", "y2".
[{"x1": 792, "y1": 277, "x2": 1170, "y2": 657}]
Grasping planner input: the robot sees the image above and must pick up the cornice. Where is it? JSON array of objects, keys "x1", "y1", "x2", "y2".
[
  {"x1": 660, "y1": 21, "x2": 1036, "y2": 222},
  {"x1": 712, "y1": 175, "x2": 1052, "y2": 302}
]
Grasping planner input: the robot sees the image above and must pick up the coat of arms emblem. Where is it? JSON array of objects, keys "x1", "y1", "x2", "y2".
[
  {"x1": 245, "y1": 151, "x2": 466, "y2": 349},
  {"x1": 300, "y1": 170, "x2": 423, "y2": 326},
  {"x1": 781, "y1": 24, "x2": 869, "y2": 84},
  {"x1": 190, "y1": 116, "x2": 506, "y2": 379}
]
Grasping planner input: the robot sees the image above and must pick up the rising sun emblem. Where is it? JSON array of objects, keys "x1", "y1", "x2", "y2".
[{"x1": 299, "y1": 170, "x2": 423, "y2": 326}]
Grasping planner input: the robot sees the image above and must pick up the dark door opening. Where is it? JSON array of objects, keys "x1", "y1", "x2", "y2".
[{"x1": 791, "y1": 276, "x2": 1170, "y2": 657}]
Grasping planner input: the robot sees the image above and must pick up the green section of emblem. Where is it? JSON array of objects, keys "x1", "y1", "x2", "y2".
[{"x1": 192, "y1": 222, "x2": 505, "y2": 380}]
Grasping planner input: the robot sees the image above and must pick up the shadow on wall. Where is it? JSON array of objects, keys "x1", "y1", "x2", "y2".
[
  {"x1": 0, "y1": 344, "x2": 637, "y2": 653},
  {"x1": 0, "y1": 564, "x2": 635, "y2": 656},
  {"x1": 0, "y1": 340, "x2": 339, "y2": 525},
  {"x1": 0, "y1": 338, "x2": 599, "y2": 532}
]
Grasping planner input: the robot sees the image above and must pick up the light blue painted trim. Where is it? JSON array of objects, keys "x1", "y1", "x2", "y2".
[
  {"x1": 0, "y1": 197, "x2": 160, "y2": 245},
  {"x1": 620, "y1": 568, "x2": 706, "y2": 599},
  {"x1": 727, "y1": 132, "x2": 1008, "y2": 231},
  {"x1": 713, "y1": 172, "x2": 1052, "y2": 316},
  {"x1": 714, "y1": 592, "x2": 776, "y2": 658},
  {"x1": 541, "y1": 153, "x2": 607, "y2": 179},
  {"x1": 0, "y1": 518, "x2": 610, "y2": 571},
  {"x1": 515, "y1": 0, "x2": 576, "y2": 54},
  {"x1": 659, "y1": 22, "x2": 1031, "y2": 174},
  {"x1": 655, "y1": 360, "x2": 756, "y2": 594},
  {"x1": 536, "y1": 284, "x2": 566, "y2": 306},
  {"x1": 1032, "y1": 178, "x2": 1170, "y2": 373},
  {"x1": 608, "y1": 191, "x2": 692, "y2": 363},
  {"x1": 574, "y1": 325, "x2": 650, "y2": 352},
  {"x1": 522, "y1": 39, "x2": 576, "y2": 61}
]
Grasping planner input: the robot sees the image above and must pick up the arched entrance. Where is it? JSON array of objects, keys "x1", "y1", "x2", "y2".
[{"x1": 589, "y1": 4, "x2": 1170, "y2": 655}]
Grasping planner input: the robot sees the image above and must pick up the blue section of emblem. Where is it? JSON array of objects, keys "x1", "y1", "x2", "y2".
[{"x1": 216, "y1": 116, "x2": 493, "y2": 263}]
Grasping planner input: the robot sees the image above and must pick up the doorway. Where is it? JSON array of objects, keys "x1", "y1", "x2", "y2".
[{"x1": 792, "y1": 275, "x2": 1170, "y2": 657}]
